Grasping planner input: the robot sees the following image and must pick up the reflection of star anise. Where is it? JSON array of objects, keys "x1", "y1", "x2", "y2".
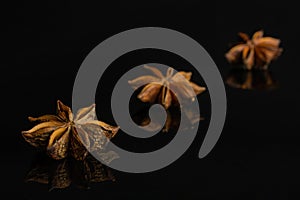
[
  {"x1": 25, "y1": 153, "x2": 116, "y2": 190},
  {"x1": 225, "y1": 30, "x2": 282, "y2": 70},
  {"x1": 132, "y1": 106, "x2": 202, "y2": 133},
  {"x1": 22, "y1": 100, "x2": 119, "y2": 160},
  {"x1": 226, "y1": 69, "x2": 277, "y2": 90},
  {"x1": 128, "y1": 65, "x2": 206, "y2": 109}
]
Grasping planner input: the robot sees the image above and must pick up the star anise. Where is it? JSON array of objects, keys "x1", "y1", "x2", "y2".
[
  {"x1": 128, "y1": 65, "x2": 206, "y2": 109},
  {"x1": 22, "y1": 100, "x2": 119, "y2": 160},
  {"x1": 225, "y1": 30, "x2": 282, "y2": 70}
]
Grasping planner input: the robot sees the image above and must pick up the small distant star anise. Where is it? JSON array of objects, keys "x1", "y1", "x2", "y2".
[
  {"x1": 128, "y1": 65, "x2": 206, "y2": 109},
  {"x1": 22, "y1": 100, "x2": 119, "y2": 160},
  {"x1": 225, "y1": 30, "x2": 283, "y2": 70}
]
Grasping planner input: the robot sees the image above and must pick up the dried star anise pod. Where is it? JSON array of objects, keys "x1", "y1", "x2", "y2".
[
  {"x1": 128, "y1": 65, "x2": 206, "y2": 109},
  {"x1": 225, "y1": 30, "x2": 283, "y2": 70},
  {"x1": 22, "y1": 100, "x2": 119, "y2": 160}
]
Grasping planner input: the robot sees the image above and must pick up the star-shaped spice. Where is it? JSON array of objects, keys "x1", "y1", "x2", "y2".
[
  {"x1": 128, "y1": 65, "x2": 206, "y2": 109},
  {"x1": 225, "y1": 30, "x2": 282, "y2": 70},
  {"x1": 22, "y1": 100, "x2": 119, "y2": 160}
]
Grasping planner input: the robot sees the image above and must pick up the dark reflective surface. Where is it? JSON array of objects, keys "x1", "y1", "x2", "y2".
[{"x1": 2, "y1": 0, "x2": 300, "y2": 199}]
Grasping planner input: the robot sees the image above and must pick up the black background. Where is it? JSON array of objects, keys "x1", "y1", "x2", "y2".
[{"x1": 2, "y1": 0, "x2": 300, "y2": 199}]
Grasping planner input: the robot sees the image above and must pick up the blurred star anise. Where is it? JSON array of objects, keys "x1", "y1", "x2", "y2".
[
  {"x1": 22, "y1": 100, "x2": 119, "y2": 160},
  {"x1": 128, "y1": 65, "x2": 206, "y2": 109},
  {"x1": 225, "y1": 30, "x2": 282, "y2": 70}
]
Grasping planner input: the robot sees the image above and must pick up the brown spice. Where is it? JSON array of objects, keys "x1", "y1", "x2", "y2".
[
  {"x1": 128, "y1": 65, "x2": 206, "y2": 109},
  {"x1": 225, "y1": 30, "x2": 282, "y2": 70},
  {"x1": 22, "y1": 100, "x2": 119, "y2": 160}
]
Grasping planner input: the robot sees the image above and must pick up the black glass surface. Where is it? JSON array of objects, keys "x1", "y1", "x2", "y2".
[{"x1": 2, "y1": 1, "x2": 299, "y2": 199}]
